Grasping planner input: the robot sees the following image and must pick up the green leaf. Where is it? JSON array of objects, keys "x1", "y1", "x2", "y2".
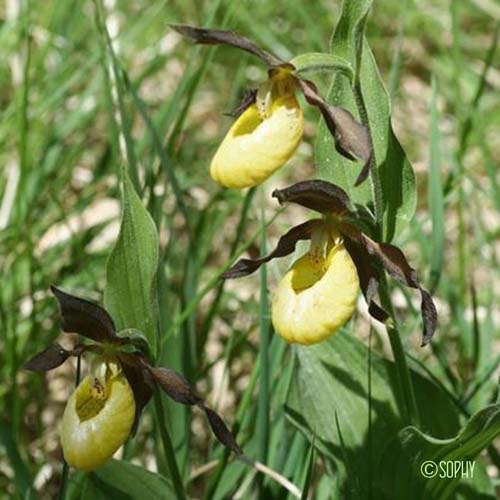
[
  {"x1": 68, "y1": 460, "x2": 174, "y2": 500},
  {"x1": 290, "y1": 52, "x2": 353, "y2": 80},
  {"x1": 285, "y1": 333, "x2": 461, "y2": 498},
  {"x1": 315, "y1": 0, "x2": 416, "y2": 241},
  {"x1": 104, "y1": 171, "x2": 160, "y2": 356},
  {"x1": 378, "y1": 403, "x2": 500, "y2": 499}
]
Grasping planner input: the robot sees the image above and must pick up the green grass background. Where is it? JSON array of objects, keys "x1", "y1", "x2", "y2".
[{"x1": 1, "y1": 0, "x2": 499, "y2": 498}]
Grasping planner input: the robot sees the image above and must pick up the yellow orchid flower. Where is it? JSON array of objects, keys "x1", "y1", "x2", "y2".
[
  {"x1": 272, "y1": 229, "x2": 359, "y2": 345},
  {"x1": 23, "y1": 286, "x2": 242, "y2": 472},
  {"x1": 173, "y1": 25, "x2": 373, "y2": 188},
  {"x1": 61, "y1": 362, "x2": 135, "y2": 471},
  {"x1": 223, "y1": 180, "x2": 437, "y2": 347},
  {"x1": 210, "y1": 69, "x2": 304, "y2": 188}
]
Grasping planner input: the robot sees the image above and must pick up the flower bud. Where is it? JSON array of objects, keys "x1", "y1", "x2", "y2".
[
  {"x1": 272, "y1": 236, "x2": 359, "y2": 345},
  {"x1": 61, "y1": 368, "x2": 135, "y2": 470},
  {"x1": 210, "y1": 74, "x2": 303, "y2": 188}
]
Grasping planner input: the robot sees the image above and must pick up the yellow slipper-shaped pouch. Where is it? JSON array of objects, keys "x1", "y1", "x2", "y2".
[
  {"x1": 272, "y1": 238, "x2": 359, "y2": 345},
  {"x1": 61, "y1": 369, "x2": 135, "y2": 470},
  {"x1": 210, "y1": 94, "x2": 304, "y2": 188}
]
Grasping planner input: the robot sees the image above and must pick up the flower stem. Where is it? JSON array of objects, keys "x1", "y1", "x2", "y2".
[
  {"x1": 379, "y1": 280, "x2": 421, "y2": 426},
  {"x1": 153, "y1": 391, "x2": 186, "y2": 500},
  {"x1": 257, "y1": 188, "x2": 270, "y2": 477},
  {"x1": 351, "y1": 52, "x2": 419, "y2": 426},
  {"x1": 57, "y1": 356, "x2": 81, "y2": 500}
]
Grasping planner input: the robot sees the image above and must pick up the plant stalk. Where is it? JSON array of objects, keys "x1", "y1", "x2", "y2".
[
  {"x1": 153, "y1": 391, "x2": 186, "y2": 500},
  {"x1": 256, "y1": 188, "x2": 270, "y2": 491},
  {"x1": 57, "y1": 356, "x2": 81, "y2": 500},
  {"x1": 379, "y1": 282, "x2": 421, "y2": 426},
  {"x1": 352, "y1": 59, "x2": 419, "y2": 426}
]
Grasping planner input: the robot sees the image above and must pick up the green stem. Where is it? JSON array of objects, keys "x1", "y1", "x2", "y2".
[
  {"x1": 257, "y1": 188, "x2": 270, "y2": 485},
  {"x1": 367, "y1": 328, "x2": 373, "y2": 500},
  {"x1": 379, "y1": 282, "x2": 420, "y2": 426},
  {"x1": 351, "y1": 46, "x2": 418, "y2": 426},
  {"x1": 153, "y1": 391, "x2": 186, "y2": 500},
  {"x1": 57, "y1": 356, "x2": 81, "y2": 500}
]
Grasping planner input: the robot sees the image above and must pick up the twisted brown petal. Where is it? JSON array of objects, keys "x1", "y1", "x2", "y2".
[
  {"x1": 149, "y1": 367, "x2": 202, "y2": 405},
  {"x1": 222, "y1": 219, "x2": 322, "y2": 279},
  {"x1": 342, "y1": 224, "x2": 437, "y2": 345},
  {"x1": 120, "y1": 354, "x2": 154, "y2": 434},
  {"x1": 203, "y1": 406, "x2": 242, "y2": 455},
  {"x1": 23, "y1": 343, "x2": 71, "y2": 372},
  {"x1": 297, "y1": 79, "x2": 372, "y2": 186},
  {"x1": 51, "y1": 285, "x2": 116, "y2": 342},
  {"x1": 149, "y1": 365, "x2": 241, "y2": 454},
  {"x1": 225, "y1": 89, "x2": 257, "y2": 118},
  {"x1": 343, "y1": 238, "x2": 388, "y2": 323},
  {"x1": 171, "y1": 24, "x2": 283, "y2": 67}
]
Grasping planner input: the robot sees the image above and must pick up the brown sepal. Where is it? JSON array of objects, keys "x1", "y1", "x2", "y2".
[
  {"x1": 272, "y1": 180, "x2": 355, "y2": 216},
  {"x1": 119, "y1": 354, "x2": 153, "y2": 434},
  {"x1": 203, "y1": 406, "x2": 242, "y2": 455},
  {"x1": 342, "y1": 224, "x2": 437, "y2": 345},
  {"x1": 23, "y1": 343, "x2": 71, "y2": 372},
  {"x1": 150, "y1": 366, "x2": 241, "y2": 454},
  {"x1": 51, "y1": 285, "x2": 116, "y2": 343},
  {"x1": 222, "y1": 219, "x2": 321, "y2": 279},
  {"x1": 225, "y1": 89, "x2": 257, "y2": 118},
  {"x1": 149, "y1": 367, "x2": 202, "y2": 405},
  {"x1": 297, "y1": 79, "x2": 372, "y2": 186},
  {"x1": 171, "y1": 24, "x2": 282, "y2": 67},
  {"x1": 343, "y1": 238, "x2": 388, "y2": 322}
]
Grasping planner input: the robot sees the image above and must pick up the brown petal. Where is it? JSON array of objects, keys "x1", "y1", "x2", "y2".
[
  {"x1": 120, "y1": 355, "x2": 153, "y2": 434},
  {"x1": 203, "y1": 406, "x2": 242, "y2": 455},
  {"x1": 149, "y1": 365, "x2": 241, "y2": 454},
  {"x1": 297, "y1": 79, "x2": 372, "y2": 185},
  {"x1": 342, "y1": 224, "x2": 437, "y2": 345},
  {"x1": 51, "y1": 285, "x2": 116, "y2": 342},
  {"x1": 343, "y1": 238, "x2": 388, "y2": 323},
  {"x1": 170, "y1": 24, "x2": 282, "y2": 67},
  {"x1": 149, "y1": 367, "x2": 202, "y2": 406},
  {"x1": 272, "y1": 180, "x2": 355, "y2": 216},
  {"x1": 23, "y1": 343, "x2": 70, "y2": 372},
  {"x1": 222, "y1": 219, "x2": 321, "y2": 279},
  {"x1": 225, "y1": 89, "x2": 257, "y2": 118}
]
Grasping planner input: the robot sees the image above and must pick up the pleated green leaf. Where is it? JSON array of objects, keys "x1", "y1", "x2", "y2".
[
  {"x1": 68, "y1": 460, "x2": 174, "y2": 499},
  {"x1": 315, "y1": 0, "x2": 416, "y2": 241},
  {"x1": 104, "y1": 171, "x2": 160, "y2": 355},
  {"x1": 285, "y1": 333, "x2": 462, "y2": 498},
  {"x1": 290, "y1": 52, "x2": 353, "y2": 80}
]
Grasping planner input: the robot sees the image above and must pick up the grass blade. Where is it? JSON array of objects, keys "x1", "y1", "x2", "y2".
[{"x1": 428, "y1": 77, "x2": 445, "y2": 293}]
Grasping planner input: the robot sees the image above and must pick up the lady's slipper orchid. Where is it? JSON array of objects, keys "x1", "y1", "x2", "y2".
[
  {"x1": 272, "y1": 227, "x2": 359, "y2": 344},
  {"x1": 210, "y1": 68, "x2": 304, "y2": 188},
  {"x1": 173, "y1": 25, "x2": 372, "y2": 188},
  {"x1": 223, "y1": 180, "x2": 437, "y2": 346},
  {"x1": 61, "y1": 363, "x2": 135, "y2": 470},
  {"x1": 23, "y1": 286, "x2": 241, "y2": 470}
]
